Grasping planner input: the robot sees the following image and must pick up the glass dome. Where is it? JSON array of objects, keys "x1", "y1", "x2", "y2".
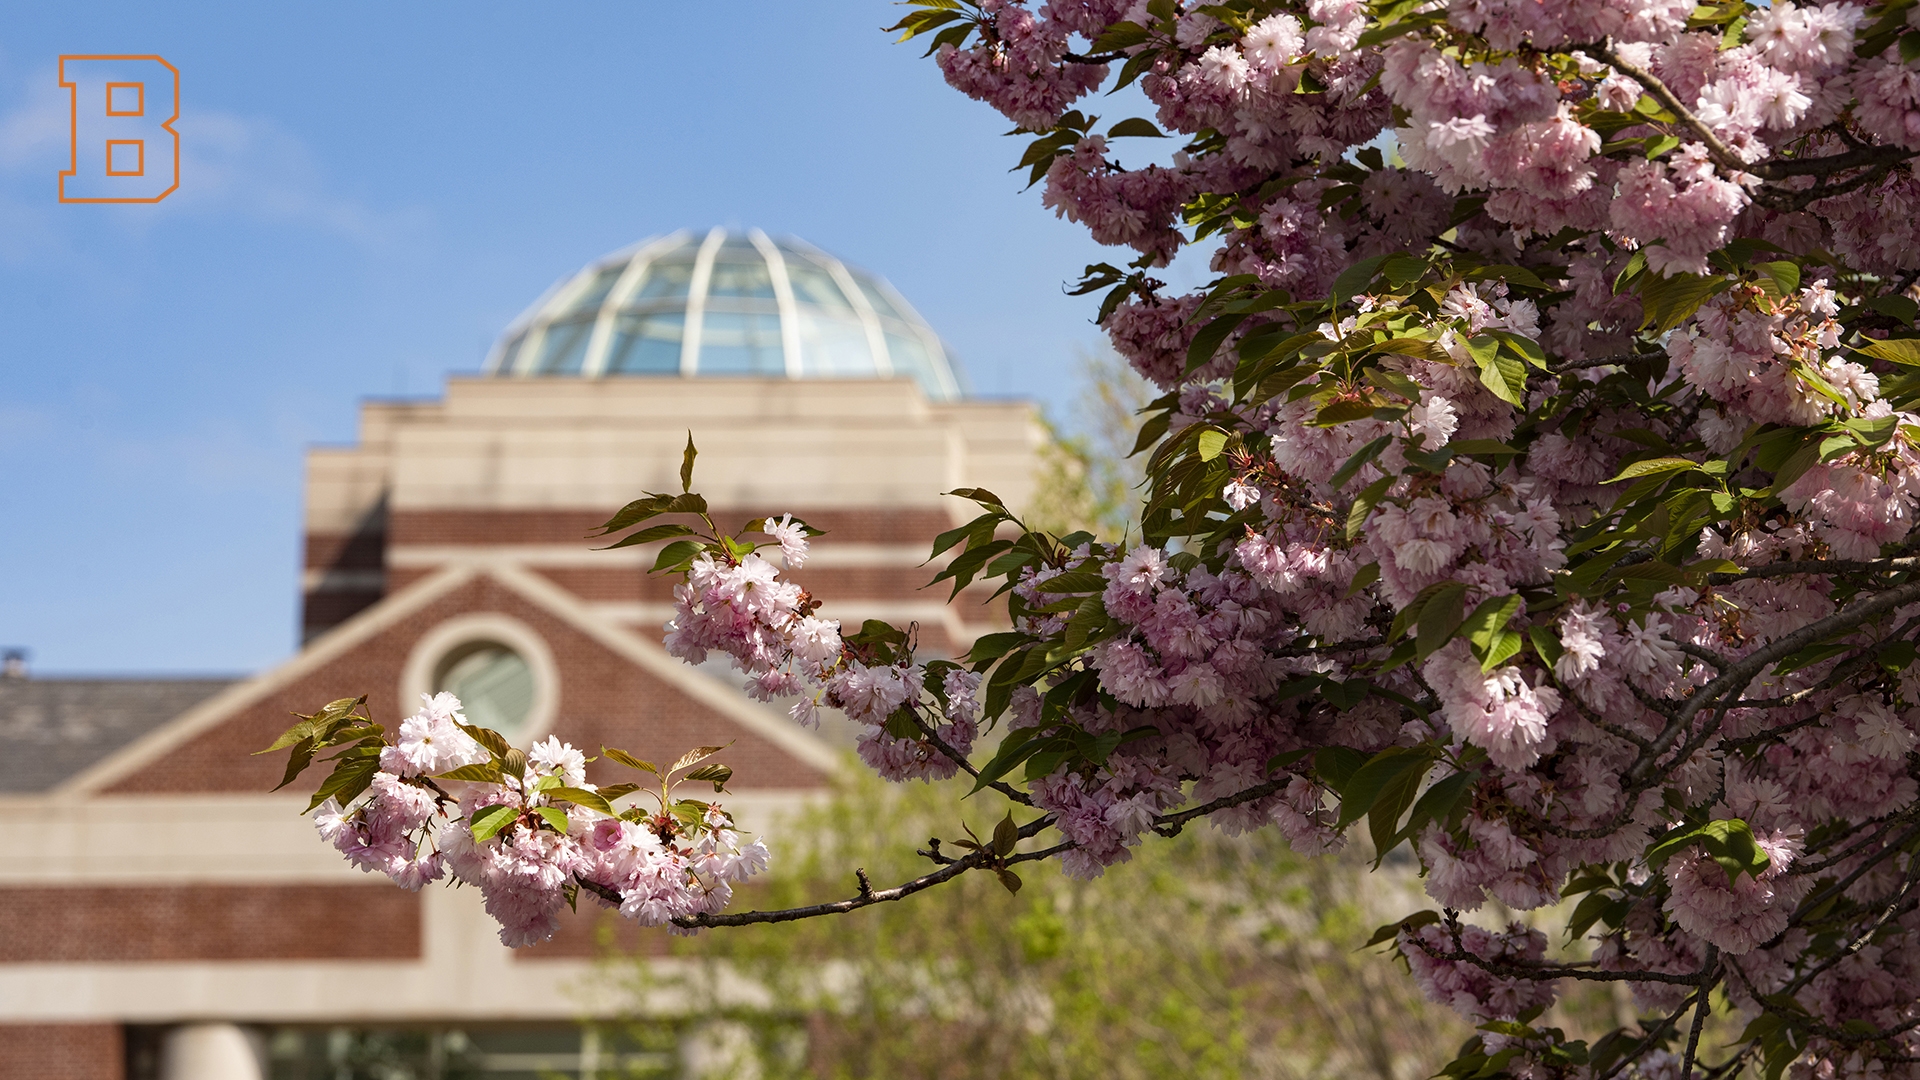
[{"x1": 483, "y1": 228, "x2": 966, "y2": 401}]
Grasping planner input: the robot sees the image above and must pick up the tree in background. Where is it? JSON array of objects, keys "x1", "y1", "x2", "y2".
[
  {"x1": 615, "y1": 768, "x2": 1477, "y2": 1080},
  {"x1": 1029, "y1": 346, "x2": 1153, "y2": 541}
]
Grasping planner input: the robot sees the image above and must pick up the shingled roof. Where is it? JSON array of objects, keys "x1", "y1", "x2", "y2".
[{"x1": 0, "y1": 678, "x2": 238, "y2": 793}]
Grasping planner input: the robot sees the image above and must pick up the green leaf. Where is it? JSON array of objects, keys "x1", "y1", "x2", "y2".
[
  {"x1": 970, "y1": 728, "x2": 1043, "y2": 796},
  {"x1": 534, "y1": 806, "x2": 572, "y2": 833},
  {"x1": 602, "y1": 747, "x2": 659, "y2": 774},
  {"x1": 1313, "y1": 746, "x2": 1370, "y2": 790},
  {"x1": 947, "y1": 486, "x2": 1007, "y2": 509},
  {"x1": 993, "y1": 812, "x2": 1020, "y2": 856},
  {"x1": 1646, "y1": 818, "x2": 1771, "y2": 885},
  {"x1": 1460, "y1": 594, "x2": 1523, "y2": 670},
  {"x1": 435, "y1": 762, "x2": 505, "y2": 783},
  {"x1": 1187, "y1": 312, "x2": 1249, "y2": 373},
  {"x1": 272, "y1": 740, "x2": 317, "y2": 793},
  {"x1": 684, "y1": 763, "x2": 734, "y2": 791},
  {"x1": 1400, "y1": 768, "x2": 1476, "y2": 844},
  {"x1": 671, "y1": 745, "x2": 728, "y2": 773},
  {"x1": 1414, "y1": 582, "x2": 1470, "y2": 661},
  {"x1": 1755, "y1": 261, "x2": 1801, "y2": 300},
  {"x1": 458, "y1": 723, "x2": 512, "y2": 762},
  {"x1": 1331, "y1": 254, "x2": 1389, "y2": 309},
  {"x1": 1486, "y1": 329, "x2": 1546, "y2": 369},
  {"x1": 1602, "y1": 456, "x2": 1701, "y2": 484},
  {"x1": 1346, "y1": 474, "x2": 1394, "y2": 540},
  {"x1": 468, "y1": 803, "x2": 518, "y2": 843},
  {"x1": 1472, "y1": 340, "x2": 1528, "y2": 407},
  {"x1": 1362, "y1": 753, "x2": 1433, "y2": 859},
  {"x1": 1637, "y1": 272, "x2": 1730, "y2": 333},
  {"x1": 652, "y1": 539, "x2": 705, "y2": 574},
  {"x1": 1462, "y1": 264, "x2": 1550, "y2": 290},
  {"x1": 1322, "y1": 436, "x2": 1391, "y2": 492},
  {"x1": 598, "y1": 522, "x2": 697, "y2": 550},
  {"x1": 547, "y1": 786, "x2": 615, "y2": 815},
  {"x1": 680, "y1": 432, "x2": 698, "y2": 493},
  {"x1": 1868, "y1": 295, "x2": 1920, "y2": 323},
  {"x1": 257, "y1": 696, "x2": 367, "y2": 754},
  {"x1": 1363, "y1": 909, "x2": 1441, "y2": 948},
  {"x1": 1853, "y1": 337, "x2": 1920, "y2": 367},
  {"x1": 1106, "y1": 117, "x2": 1165, "y2": 138}
]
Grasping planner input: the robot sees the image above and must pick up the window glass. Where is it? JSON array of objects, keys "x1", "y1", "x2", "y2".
[
  {"x1": 697, "y1": 311, "x2": 784, "y2": 375},
  {"x1": 705, "y1": 254, "x2": 775, "y2": 299},
  {"x1": 534, "y1": 318, "x2": 595, "y2": 375},
  {"x1": 493, "y1": 332, "x2": 526, "y2": 373},
  {"x1": 631, "y1": 257, "x2": 696, "y2": 301},
  {"x1": 856, "y1": 277, "x2": 905, "y2": 320},
  {"x1": 606, "y1": 312, "x2": 684, "y2": 374},
  {"x1": 563, "y1": 265, "x2": 625, "y2": 314},
  {"x1": 784, "y1": 260, "x2": 853, "y2": 311},
  {"x1": 436, "y1": 644, "x2": 534, "y2": 738},
  {"x1": 797, "y1": 311, "x2": 875, "y2": 376},
  {"x1": 883, "y1": 330, "x2": 941, "y2": 393}
]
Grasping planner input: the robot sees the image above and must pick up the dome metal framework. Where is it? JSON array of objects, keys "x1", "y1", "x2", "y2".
[{"x1": 483, "y1": 228, "x2": 966, "y2": 401}]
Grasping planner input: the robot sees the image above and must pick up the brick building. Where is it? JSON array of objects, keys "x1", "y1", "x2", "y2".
[{"x1": 0, "y1": 229, "x2": 1044, "y2": 1079}]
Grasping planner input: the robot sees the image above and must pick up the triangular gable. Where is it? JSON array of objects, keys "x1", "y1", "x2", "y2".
[{"x1": 59, "y1": 561, "x2": 838, "y2": 797}]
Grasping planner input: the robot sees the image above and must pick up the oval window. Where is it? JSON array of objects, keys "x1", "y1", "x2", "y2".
[{"x1": 435, "y1": 643, "x2": 536, "y2": 738}]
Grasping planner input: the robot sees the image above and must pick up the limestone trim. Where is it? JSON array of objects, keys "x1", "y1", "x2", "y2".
[
  {"x1": 56, "y1": 565, "x2": 485, "y2": 797},
  {"x1": 398, "y1": 611, "x2": 561, "y2": 742}
]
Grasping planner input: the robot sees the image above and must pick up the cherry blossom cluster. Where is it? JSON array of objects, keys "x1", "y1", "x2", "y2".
[
  {"x1": 307, "y1": 691, "x2": 768, "y2": 947},
  {"x1": 660, "y1": 520, "x2": 984, "y2": 783},
  {"x1": 879, "y1": 0, "x2": 1920, "y2": 1076}
]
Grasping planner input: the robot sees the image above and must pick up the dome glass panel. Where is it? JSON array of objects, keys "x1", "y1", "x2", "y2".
[
  {"x1": 784, "y1": 260, "x2": 854, "y2": 312},
  {"x1": 699, "y1": 312, "x2": 784, "y2": 375},
  {"x1": 484, "y1": 228, "x2": 966, "y2": 399},
  {"x1": 606, "y1": 312, "x2": 683, "y2": 374},
  {"x1": 632, "y1": 256, "x2": 695, "y2": 301},
  {"x1": 535, "y1": 317, "x2": 595, "y2": 375},
  {"x1": 566, "y1": 265, "x2": 626, "y2": 314}
]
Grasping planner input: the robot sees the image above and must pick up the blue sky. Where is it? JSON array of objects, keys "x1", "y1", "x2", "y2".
[{"x1": 0, "y1": 3, "x2": 1189, "y2": 675}]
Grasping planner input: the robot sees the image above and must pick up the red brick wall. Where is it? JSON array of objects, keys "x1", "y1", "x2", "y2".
[
  {"x1": 0, "y1": 1024, "x2": 122, "y2": 1080},
  {"x1": 107, "y1": 576, "x2": 829, "y2": 795},
  {"x1": 0, "y1": 884, "x2": 419, "y2": 962}
]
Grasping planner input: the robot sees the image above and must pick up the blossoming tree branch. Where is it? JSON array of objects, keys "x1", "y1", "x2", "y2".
[{"x1": 260, "y1": 0, "x2": 1920, "y2": 1075}]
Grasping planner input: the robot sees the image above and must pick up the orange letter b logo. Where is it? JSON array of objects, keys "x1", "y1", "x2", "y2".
[{"x1": 60, "y1": 55, "x2": 179, "y2": 203}]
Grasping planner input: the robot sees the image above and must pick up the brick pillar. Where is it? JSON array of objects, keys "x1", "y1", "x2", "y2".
[{"x1": 0, "y1": 1024, "x2": 123, "y2": 1080}]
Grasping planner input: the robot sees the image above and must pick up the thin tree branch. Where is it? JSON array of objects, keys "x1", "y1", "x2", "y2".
[
  {"x1": 668, "y1": 772, "x2": 1301, "y2": 928},
  {"x1": 1679, "y1": 946, "x2": 1721, "y2": 1080},
  {"x1": 1596, "y1": 41, "x2": 1747, "y2": 173},
  {"x1": 671, "y1": 814, "x2": 1067, "y2": 928},
  {"x1": 905, "y1": 708, "x2": 1035, "y2": 807}
]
